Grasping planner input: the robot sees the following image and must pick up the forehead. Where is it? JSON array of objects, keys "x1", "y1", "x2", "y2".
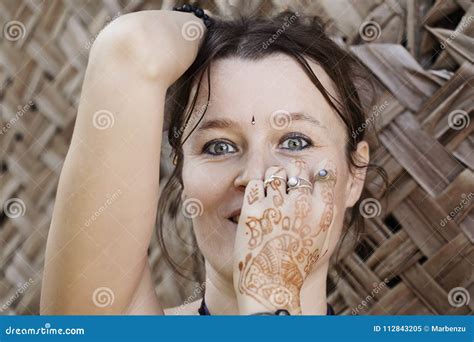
[{"x1": 184, "y1": 54, "x2": 345, "y2": 136}]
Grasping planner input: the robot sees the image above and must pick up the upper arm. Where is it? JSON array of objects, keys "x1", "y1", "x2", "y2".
[
  {"x1": 40, "y1": 13, "x2": 169, "y2": 314},
  {"x1": 124, "y1": 262, "x2": 164, "y2": 315}
]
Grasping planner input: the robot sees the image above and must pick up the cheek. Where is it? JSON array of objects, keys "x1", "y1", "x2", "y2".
[
  {"x1": 182, "y1": 159, "x2": 237, "y2": 276},
  {"x1": 325, "y1": 159, "x2": 351, "y2": 254},
  {"x1": 182, "y1": 160, "x2": 232, "y2": 203},
  {"x1": 332, "y1": 162, "x2": 351, "y2": 208},
  {"x1": 182, "y1": 159, "x2": 238, "y2": 240}
]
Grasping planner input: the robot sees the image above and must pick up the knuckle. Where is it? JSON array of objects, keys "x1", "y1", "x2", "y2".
[{"x1": 265, "y1": 165, "x2": 285, "y2": 179}]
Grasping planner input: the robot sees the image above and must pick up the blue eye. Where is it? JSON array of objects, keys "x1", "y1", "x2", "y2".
[
  {"x1": 279, "y1": 134, "x2": 313, "y2": 151},
  {"x1": 203, "y1": 140, "x2": 237, "y2": 156}
]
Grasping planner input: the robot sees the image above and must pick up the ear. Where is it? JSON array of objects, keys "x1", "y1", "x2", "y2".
[{"x1": 344, "y1": 141, "x2": 369, "y2": 208}]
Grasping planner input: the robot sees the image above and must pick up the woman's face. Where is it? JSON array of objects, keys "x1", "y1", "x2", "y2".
[{"x1": 181, "y1": 54, "x2": 368, "y2": 281}]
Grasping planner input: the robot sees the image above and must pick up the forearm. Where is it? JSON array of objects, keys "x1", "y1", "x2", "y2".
[{"x1": 41, "y1": 10, "x2": 196, "y2": 314}]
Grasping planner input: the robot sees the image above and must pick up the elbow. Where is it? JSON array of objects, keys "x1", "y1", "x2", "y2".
[{"x1": 88, "y1": 11, "x2": 171, "y2": 81}]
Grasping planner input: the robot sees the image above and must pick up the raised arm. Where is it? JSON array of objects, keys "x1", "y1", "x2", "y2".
[{"x1": 40, "y1": 10, "x2": 205, "y2": 314}]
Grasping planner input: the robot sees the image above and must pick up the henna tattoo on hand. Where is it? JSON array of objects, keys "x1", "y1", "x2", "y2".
[
  {"x1": 269, "y1": 177, "x2": 284, "y2": 207},
  {"x1": 313, "y1": 167, "x2": 337, "y2": 238},
  {"x1": 237, "y1": 161, "x2": 338, "y2": 314},
  {"x1": 238, "y1": 234, "x2": 304, "y2": 312},
  {"x1": 303, "y1": 248, "x2": 328, "y2": 273},
  {"x1": 247, "y1": 184, "x2": 260, "y2": 205},
  {"x1": 245, "y1": 208, "x2": 282, "y2": 248}
]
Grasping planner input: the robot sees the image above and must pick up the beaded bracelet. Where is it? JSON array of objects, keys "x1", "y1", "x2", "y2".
[
  {"x1": 251, "y1": 309, "x2": 291, "y2": 316},
  {"x1": 172, "y1": 4, "x2": 214, "y2": 28}
]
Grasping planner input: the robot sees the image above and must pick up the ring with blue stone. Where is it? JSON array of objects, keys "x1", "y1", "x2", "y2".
[{"x1": 316, "y1": 169, "x2": 329, "y2": 180}]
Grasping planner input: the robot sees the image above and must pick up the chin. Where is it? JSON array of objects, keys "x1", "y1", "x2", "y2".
[{"x1": 203, "y1": 249, "x2": 234, "y2": 282}]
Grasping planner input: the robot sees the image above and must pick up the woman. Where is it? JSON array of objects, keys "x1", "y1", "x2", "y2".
[{"x1": 40, "y1": 7, "x2": 380, "y2": 315}]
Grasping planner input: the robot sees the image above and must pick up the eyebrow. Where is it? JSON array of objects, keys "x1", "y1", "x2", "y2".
[
  {"x1": 289, "y1": 112, "x2": 326, "y2": 128},
  {"x1": 196, "y1": 112, "x2": 327, "y2": 132}
]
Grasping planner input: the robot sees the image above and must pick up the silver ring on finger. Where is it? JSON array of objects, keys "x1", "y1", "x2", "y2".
[
  {"x1": 287, "y1": 176, "x2": 311, "y2": 188},
  {"x1": 288, "y1": 184, "x2": 313, "y2": 192}
]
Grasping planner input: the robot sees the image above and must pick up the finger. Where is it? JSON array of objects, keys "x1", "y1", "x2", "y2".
[
  {"x1": 287, "y1": 159, "x2": 312, "y2": 197},
  {"x1": 311, "y1": 158, "x2": 338, "y2": 237},
  {"x1": 238, "y1": 179, "x2": 265, "y2": 249},
  {"x1": 264, "y1": 165, "x2": 286, "y2": 207},
  {"x1": 243, "y1": 179, "x2": 265, "y2": 208}
]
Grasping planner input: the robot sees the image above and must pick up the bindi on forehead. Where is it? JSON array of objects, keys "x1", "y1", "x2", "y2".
[{"x1": 195, "y1": 111, "x2": 327, "y2": 133}]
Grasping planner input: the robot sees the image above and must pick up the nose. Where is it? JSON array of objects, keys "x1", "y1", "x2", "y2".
[{"x1": 233, "y1": 150, "x2": 268, "y2": 191}]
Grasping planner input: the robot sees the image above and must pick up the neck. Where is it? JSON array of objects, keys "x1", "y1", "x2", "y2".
[
  {"x1": 203, "y1": 260, "x2": 330, "y2": 315},
  {"x1": 204, "y1": 262, "x2": 239, "y2": 315}
]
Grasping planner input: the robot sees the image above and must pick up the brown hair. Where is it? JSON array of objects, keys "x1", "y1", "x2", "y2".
[{"x1": 156, "y1": 11, "x2": 387, "y2": 281}]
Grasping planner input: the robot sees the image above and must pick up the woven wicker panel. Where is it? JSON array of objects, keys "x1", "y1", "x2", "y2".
[{"x1": 0, "y1": 0, "x2": 472, "y2": 315}]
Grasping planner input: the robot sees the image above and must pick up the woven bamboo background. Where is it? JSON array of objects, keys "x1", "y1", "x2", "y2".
[{"x1": 0, "y1": 0, "x2": 472, "y2": 315}]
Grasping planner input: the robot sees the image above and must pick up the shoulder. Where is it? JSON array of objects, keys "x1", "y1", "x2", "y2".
[{"x1": 164, "y1": 299, "x2": 202, "y2": 315}]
